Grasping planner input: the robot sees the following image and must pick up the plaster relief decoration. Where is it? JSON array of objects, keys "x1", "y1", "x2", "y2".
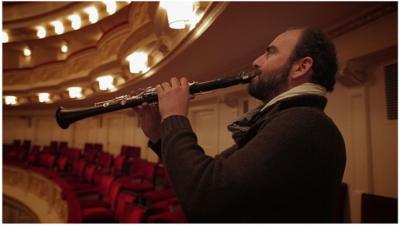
[{"x1": 3, "y1": 165, "x2": 68, "y2": 223}]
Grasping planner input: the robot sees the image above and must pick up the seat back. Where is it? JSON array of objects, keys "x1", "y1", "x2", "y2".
[
  {"x1": 121, "y1": 145, "x2": 141, "y2": 159},
  {"x1": 84, "y1": 164, "x2": 97, "y2": 182},
  {"x1": 13, "y1": 139, "x2": 21, "y2": 147},
  {"x1": 57, "y1": 156, "x2": 69, "y2": 172},
  {"x1": 98, "y1": 152, "x2": 113, "y2": 171},
  {"x1": 115, "y1": 193, "x2": 137, "y2": 222},
  {"x1": 76, "y1": 159, "x2": 87, "y2": 178},
  {"x1": 120, "y1": 204, "x2": 146, "y2": 223},
  {"x1": 361, "y1": 193, "x2": 397, "y2": 223},
  {"x1": 99, "y1": 174, "x2": 114, "y2": 197},
  {"x1": 113, "y1": 155, "x2": 126, "y2": 177}
]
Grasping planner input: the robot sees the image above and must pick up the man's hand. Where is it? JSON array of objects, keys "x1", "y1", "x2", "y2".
[
  {"x1": 156, "y1": 77, "x2": 190, "y2": 120},
  {"x1": 132, "y1": 89, "x2": 161, "y2": 143}
]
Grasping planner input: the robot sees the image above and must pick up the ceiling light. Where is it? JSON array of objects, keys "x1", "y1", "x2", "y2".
[
  {"x1": 85, "y1": 7, "x2": 99, "y2": 24},
  {"x1": 61, "y1": 43, "x2": 68, "y2": 53},
  {"x1": 3, "y1": 31, "x2": 9, "y2": 43},
  {"x1": 38, "y1": 93, "x2": 51, "y2": 103},
  {"x1": 104, "y1": 1, "x2": 117, "y2": 15},
  {"x1": 4, "y1": 96, "x2": 18, "y2": 105},
  {"x1": 36, "y1": 26, "x2": 46, "y2": 39},
  {"x1": 50, "y1": 20, "x2": 64, "y2": 35},
  {"x1": 23, "y1": 47, "x2": 31, "y2": 57},
  {"x1": 96, "y1": 75, "x2": 115, "y2": 91},
  {"x1": 126, "y1": 52, "x2": 149, "y2": 74},
  {"x1": 68, "y1": 14, "x2": 82, "y2": 30},
  {"x1": 67, "y1": 87, "x2": 83, "y2": 99},
  {"x1": 160, "y1": 1, "x2": 195, "y2": 29}
]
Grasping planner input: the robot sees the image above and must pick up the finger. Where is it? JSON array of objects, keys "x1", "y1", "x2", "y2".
[
  {"x1": 161, "y1": 82, "x2": 171, "y2": 91},
  {"x1": 155, "y1": 84, "x2": 163, "y2": 96},
  {"x1": 180, "y1": 77, "x2": 189, "y2": 89},
  {"x1": 170, "y1": 77, "x2": 180, "y2": 88},
  {"x1": 130, "y1": 87, "x2": 145, "y2": 96}
]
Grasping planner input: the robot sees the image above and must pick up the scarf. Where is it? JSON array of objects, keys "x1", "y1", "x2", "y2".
[{"x1": 227, "y1": 83, "x2": 327, "y2": 146}]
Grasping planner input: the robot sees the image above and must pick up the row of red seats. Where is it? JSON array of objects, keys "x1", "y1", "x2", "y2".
[{"x1": 4, "y1": 140, "x2": 187, "y2": 223}]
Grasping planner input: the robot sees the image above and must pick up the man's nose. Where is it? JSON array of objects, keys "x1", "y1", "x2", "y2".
[{"x1": 252, "y1": 54, "x2": 264, "y2": 69}]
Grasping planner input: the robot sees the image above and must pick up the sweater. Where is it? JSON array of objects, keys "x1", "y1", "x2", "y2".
[{"x1": 149, "y1": 94, "x2": 346, "y2": 222}]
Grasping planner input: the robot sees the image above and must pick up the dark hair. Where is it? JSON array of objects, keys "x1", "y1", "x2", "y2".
[{"x1": 289, "y1": 27, "x2": 338, "y2": 92}]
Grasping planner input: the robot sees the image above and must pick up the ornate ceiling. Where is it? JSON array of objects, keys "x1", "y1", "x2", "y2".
[{"x1": 3, "y1": 1, "x2": 395, "y2": 110}]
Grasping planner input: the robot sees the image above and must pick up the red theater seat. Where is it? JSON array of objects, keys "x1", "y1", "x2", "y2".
[{"x1": 146, "y1": 207, "x2": 187, "y2": 223}]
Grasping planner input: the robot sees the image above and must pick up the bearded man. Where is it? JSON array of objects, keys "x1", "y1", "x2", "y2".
[{"x1": 134, "y1": 27, "x2": 346, "y2": 222}]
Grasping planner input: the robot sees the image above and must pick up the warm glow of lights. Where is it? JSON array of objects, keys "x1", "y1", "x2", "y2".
[
  {"x1": 103, "y1": 1, "x2": 117, "y2": 15},
  {"x1": 67, "y1": 87, "x2": 83, "y2": 99},
  {"x1": 126, "y1": 52, "x2": 149, "y2": 74},
  {"x1": 61, "y1": 43, "x2": 68, "y2": 53},
  {"x1": 160, "y1": 1, "x2": 195, "y2": 29},
  {"x1": 85, "y1": 7, "x2": 99, "y2": 24},
  {"x1": 23, "y1": 47, "x2": 31, "y2": 57},
  {"x1": 4, "y1": 96, "x2": 17, "y2": 105},
  {"x1": 3, "y1": 31, "x2": 9, "y2": 43},
  {"x1": 38, "y1": 93, "x2": 51, "y2": 103},
  {"x1": 68, "y1": 14, "x2": 82, "y2": 30},
  {"x1": 96, "y1": 75, "x2": 115, "y2": 91},
  {"x1": 36, "y1": 26, "x2": 46, "y2": 39},
  {"x1": 50, "y1": 20, "x2": 64, "y2": 35}
]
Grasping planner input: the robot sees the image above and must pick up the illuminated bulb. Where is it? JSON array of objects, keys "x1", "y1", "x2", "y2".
[
  {"x1": 85, "y1": 7, "x2": 99, "y2": 24},
  {"x1": 96, "y1": 75, "x2": 115, "y2": 91},
  {"x1": 68, "y1": 14, "x2": 82, "y2": 30},
  {"x1": 4, "y1": 96, "x2": 17, "y2": 105},
  {"x1": 160, "y1": 1, "x2": 195, "y2": 29},
  {"x1": 61, "y1": 43, "x2": 68, "y2": 53},
  {"x1": 103, "y1": 1, "x2": 117, "y2": 15},
  {"x1": 36, "y1": 26, "x2": 46, "y2": 39},
  {"x1": 67, "y1": 87, "x2": 82, "y2": 99},
  {"x1": 50, "y1": 20, "x2": 64, "y2": 35},
  {"x1": 23, "y1": 47, "x2": 31, "y2": 57},
  {"x1": 3, "y1": 30, "x2": 9, "y2": 43},
  {"x1": 126, "y1": 52, "x2": 149, "y2": 74},
  {"x1": 38, "y1": 93, "x2": 51, "y2": 103}
]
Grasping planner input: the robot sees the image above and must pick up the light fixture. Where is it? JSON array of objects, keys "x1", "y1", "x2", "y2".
[
  {"x1": 50, "y1": 20, "x2": 64, "y2": 35},
  {"x1": 103, "y1": 1, "x2": 117, "y2": 15},
  {"x1": 126, "y1": 52, "x2": 149, "y2": 74},
  {"x1": 67, "y1": 87, "x2": 83, "y2": 99},
  {"x1": 4, "y1": 96, "x2": 18, "y2": 105},
  {"x1": 96, "y1": 75, "x2": 115, "y2": 91},
  {"x1": 3, "y1": 30, "x2": 9, "y2": 43},
  {"x1": 23, "y1": 47, "x2": 31, "y2": 57},
  {"x1": 36, "y1": 26, "x2": 46, "y2": 39},
  {"x1": 68, "y1": 14, "x2": 82, "y2": 30},
  {"x1": 85, "y1": 6, "x2": 99, "y2": 24},
  {"x1": 160, "y1": 1, "x2": 195, "y2": 29},
  {"x1": 38, "y1": 93, "x2": 51, "y2": 103},
  {"x1": 61, "y1": 42, "x2": 68, "y2": 53}
]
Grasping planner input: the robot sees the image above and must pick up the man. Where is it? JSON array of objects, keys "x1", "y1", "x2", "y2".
[{"x1": 134, "y1": 27, "x2": 346, "y2": 222}]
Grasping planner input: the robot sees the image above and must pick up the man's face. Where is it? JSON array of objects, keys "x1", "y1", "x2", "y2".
[{"x1": 248, "y1": 29, "x2": 302, "y2": 102}]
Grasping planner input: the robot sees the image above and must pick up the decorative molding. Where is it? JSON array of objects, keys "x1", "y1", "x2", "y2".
[
  {"x1": 326, "y1": 2, "x2": 396, "y2": 39},
  {"x1": 3, "y1": 165, "x2": 69, "y2": 223}
]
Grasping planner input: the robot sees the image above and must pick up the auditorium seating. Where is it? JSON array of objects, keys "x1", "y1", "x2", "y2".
[{"x1": 3, "y1": 140, "x2": 186, "y2": 223}]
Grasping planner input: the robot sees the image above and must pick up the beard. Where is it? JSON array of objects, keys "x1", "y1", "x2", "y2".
[{"x1": 248, "y1": 62, "x2": 291, "y2": 102}]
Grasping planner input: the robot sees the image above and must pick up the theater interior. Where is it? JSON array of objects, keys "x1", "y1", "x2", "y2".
[{"x1": 2, "y1": 1, "x2": 398, "y2": 223}]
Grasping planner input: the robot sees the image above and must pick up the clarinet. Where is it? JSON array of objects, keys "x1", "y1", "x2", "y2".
[{"x1": 56, "y1": 69, "x2": 260, "y2": 129}]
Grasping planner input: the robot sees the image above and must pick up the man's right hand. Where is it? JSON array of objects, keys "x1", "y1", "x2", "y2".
[{"x1": 132, "y1": 89, "x2": 162, "y2": 143}]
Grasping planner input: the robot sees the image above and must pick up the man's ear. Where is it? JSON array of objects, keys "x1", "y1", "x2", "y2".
[{"x1": 291, "y1": 57, "x2": 313, "y2": 79}]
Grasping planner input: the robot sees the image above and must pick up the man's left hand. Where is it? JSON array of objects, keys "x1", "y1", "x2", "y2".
[{"x1": 156, "y1": 77, "x2": 190, "y2": 120}]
